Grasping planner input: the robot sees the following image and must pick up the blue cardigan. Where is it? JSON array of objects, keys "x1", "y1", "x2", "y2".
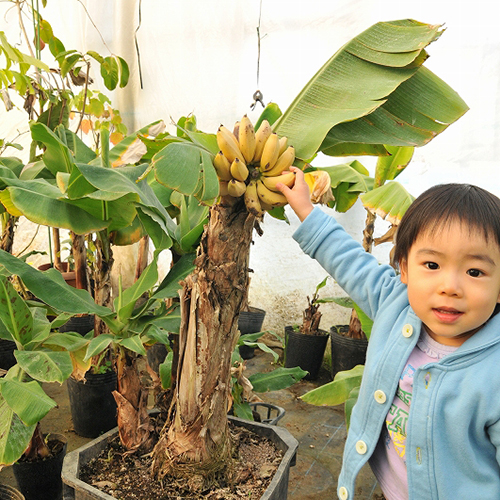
[{"x1": 293, "y1": 207, "x2": 500, "y2": 500}]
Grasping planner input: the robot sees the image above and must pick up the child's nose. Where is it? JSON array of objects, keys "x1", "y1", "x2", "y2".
[{"x1": 438, "y1": 273, "x2": 462, "y2": 296}]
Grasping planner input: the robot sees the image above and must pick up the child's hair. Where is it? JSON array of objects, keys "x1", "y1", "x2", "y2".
[{"x1": 394, "y1": 183, "x2": 500, "y2": 267}]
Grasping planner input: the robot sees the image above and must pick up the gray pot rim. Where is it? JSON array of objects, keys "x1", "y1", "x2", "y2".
[{"x1": 62, "y1": 415, "x2": 298, "y2": 500}]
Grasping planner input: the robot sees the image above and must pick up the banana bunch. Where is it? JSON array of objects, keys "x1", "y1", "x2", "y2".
[{"x1": 214, "y1": 115, "x2": 296, "y2": 216}]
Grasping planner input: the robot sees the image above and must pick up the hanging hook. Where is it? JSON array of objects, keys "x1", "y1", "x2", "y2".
[{"x1": 250, "y1": 90, "x2": 265, "y2": 110}]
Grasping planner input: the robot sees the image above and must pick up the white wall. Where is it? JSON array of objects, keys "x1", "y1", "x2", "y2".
[{"x1": 2, "y1": 0, "x2": 500, "y2": 331}]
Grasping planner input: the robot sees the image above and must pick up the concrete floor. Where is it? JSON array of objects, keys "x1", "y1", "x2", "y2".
[{"x1": 0, "y1": 347, "x2": 383, "y2": 499}]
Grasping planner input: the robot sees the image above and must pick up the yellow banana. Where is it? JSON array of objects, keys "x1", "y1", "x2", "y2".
[
  {"x1": 260, "y1": 133, "x2": 280, "y2": 172},
  {"x1": 238, "y1": 115, "x2": 256, "y2": 163},
  {"x1": 244, "y1": 180, "x2": 264, "y2": 216},
  {"x1": 261, "y1": 171, "x2": 296, "y2": 192},
  {"x1": 217, "y1": 125, "x2": 244, "y2": 163},
  {"x1": 230, "y1": 158, "x2": 249, "y2": 182},
  {"x1": 213, "y1": 151, "x2": 232, "y2": 181},
  {"x1": 278, "y1": 136, "x2": 288, "y2": 156},
  {"x1": 227, "y1": 179, "x2": 247, "y2": 198},
  {"x1": 252, "y1": 120, "x2": 272, "y2": 162},
  {"x1": 233, "y1": 121, "x2": 240, "y2": 141},
  {"x1": 262, "y1": 145, "x2": 295, "y2": 177},
  {"x1": 256, "y1": 180, "x2": 288, "y2": 207}
]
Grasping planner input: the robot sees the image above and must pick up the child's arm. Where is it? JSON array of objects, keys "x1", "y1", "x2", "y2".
[{"x1": 278, "y1": 168, "x2": 402, "y2": 319}]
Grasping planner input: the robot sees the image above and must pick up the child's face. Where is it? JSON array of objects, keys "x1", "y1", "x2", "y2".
[{"x1": 400, "y1": 221, "x2": 500, "y2": 346}]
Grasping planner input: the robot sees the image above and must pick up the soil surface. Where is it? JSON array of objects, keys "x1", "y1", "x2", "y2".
[{"x1": 80, "y1": 422, "x2": 282, "y2": 499}]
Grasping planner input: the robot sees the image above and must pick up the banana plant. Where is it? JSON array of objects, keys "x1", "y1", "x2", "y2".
[
  {"x1": 0, "y1": 245, "x2": 195, "y2": 458},
  {"x1": 142, "y1": 19, "x2": 468, "y2": 483},
  {"x1": 0, "y1": 274, "x2": 94, "y2": 466}
]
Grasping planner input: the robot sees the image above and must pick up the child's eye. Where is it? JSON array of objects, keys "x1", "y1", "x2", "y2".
[
  {"x1": 424, "y1": 262, "x2": 439, "y2": 270},
  {"x1": 467, "y1": 269, "x2": 483, "y2": 278}
]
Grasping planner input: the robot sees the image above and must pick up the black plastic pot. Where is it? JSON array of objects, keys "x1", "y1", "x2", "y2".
[
  {"x1": 0, "y1": 484, "x2": 25, "y2": 500},
  {"x1": 13, "y1": 433, "x2": 67, "y2": 500},
  {"x1": 67, "y1": 370, "x2": 117, "y2": 438},
  {"x1": 62, "y1": 416, "x2": 298, "y2": 500},
  {"x1": 330, "y1": 325, "x2": 368, "y2": 379},
  {"x1": 146, "y1": 342, "x2": 169, "y2": 374},
  {"x1": 284, "y1": 326, "x2": 329, "y2": 380},
  {"x1": 238, "y1": 307, "x2": 266, "y2": 359},
  {"x1": 58, "y1": 314, "x2": 95, "y2": 335},
  {"x1": 0, "y1": 339, "x2": 16, "y2": 370}
]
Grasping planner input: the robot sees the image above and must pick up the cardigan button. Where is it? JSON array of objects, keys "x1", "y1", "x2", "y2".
[
  {"x1": 355, "y1": 440, "x2": 367, "y2": 455},
  {"x1": 402, "y1": 324, "x2": 414, "y2": 337},
  {"x1": 374, "y1": 390, "x2": 386, "y2": 404},
  {"x1": 339, "y1": 486, "x2": 349, "y2": 499}
]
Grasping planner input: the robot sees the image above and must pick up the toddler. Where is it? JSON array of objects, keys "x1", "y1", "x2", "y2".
[{"x1": 277, "y1": 169, "x2": 500, "y2": 500}]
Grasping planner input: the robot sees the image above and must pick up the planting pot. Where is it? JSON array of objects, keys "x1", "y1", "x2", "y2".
[
  {"x1": 330, "y1": 325, "x2": 368, "y2": 379},
  {"x1": 0, "y1": 485, "x2": 25, "y2": 500},
  {"x1": 0, "y1": 339, "x2": 16, "y2": 370},
  {"x1": 62, "y1": 416, "x2": 298, "y2": 500},
  {"x1": 238, "y1": 306, "x2": 266, "y2": 359},
  {"x1": 67, "y1": 370, "x2": 118, "y2": 438},
  {"x1": 146, "y1": 342, "x2": 169, "y2": 374},
  {"x1": 13, "y1": 433, "x2": 67, "y2": 500},
  {"x1": 37, "y1": 262, "x2": 76, "y2": 288},
  {"x1": 58, "y1": 314, "x2": 95, "y2": 335},
  {"x1": 284, "y1": 326, "x2": 329, "y2": 380}
]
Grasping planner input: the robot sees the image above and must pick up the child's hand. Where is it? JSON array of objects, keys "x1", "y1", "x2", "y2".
[{"x1": 275, "y1": 166, "x2": 314, "y2": 222}]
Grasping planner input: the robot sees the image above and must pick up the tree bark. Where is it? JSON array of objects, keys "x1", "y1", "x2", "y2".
[
  {"x1": 152, "y1": 199, "x2": 255, "y2": 481},
  {"x1": 0, "y1": 215, "x2": 17, "y2": 253},
  {"x1": 94, "y1": 230, "x2": 113, "y2": 336},
  {"x1": 71, "y1": 232, "x2": 88, "y2": 291}
]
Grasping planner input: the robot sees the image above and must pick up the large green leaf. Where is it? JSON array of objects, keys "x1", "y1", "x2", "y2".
[
  {"x1": 320, "y1": 67, "x2": 468, "y2": 155},
  {"x1": 0, "y1": 178, "x2": 109, "y2": 233},
  {"x1": 153, "y1": 253, "x2": 196, "y2": 299},
  {"x1": 30, "y1": 123, "x2": 75, "y2": 175},
  {"x1": 15, "y1": 350, "x2": 73, "y2": 384},
  {"x1": 0, "y1": 278, "x2": 33, "y2": 346},
  {"x1": 0, "y1": 249, "x2": 112, "y2": 317},
  {"x1": 0, "y1": 378, "x2": 56, "y2": 425},
  {"x1": 249, "y1": 366, "x2": 307, "y2": 393},
  {"x1": 374, "y1": 145, "x2": 414, "y2": 185},
  {"x1": 361, "y1": 181, "x2": 415, "y2": 224},
  {"x1": 153, "y1": 142, "x2": 209, "y2": 197},
  {"x1": 301, "y1": 364, "x2": 364, "y2": 406},
  {"x1": 0, "y1": 393, "x2": 35, "y2": 466},
  {"x1": 273, "y1": 20, "x2": 467, "y2": 160}
]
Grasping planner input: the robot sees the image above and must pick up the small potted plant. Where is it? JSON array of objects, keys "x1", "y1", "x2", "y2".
[
  {"x1": 0, "y1": 275, "x2": 90, "y2": 500},
  {"x1": 284, "y1": 277, "x2": 330, "y2": 380}
]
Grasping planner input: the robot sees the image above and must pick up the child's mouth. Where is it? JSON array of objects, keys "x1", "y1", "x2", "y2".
[{"x1": 433, "y1": 307, "x2": 463, "y2": 323}]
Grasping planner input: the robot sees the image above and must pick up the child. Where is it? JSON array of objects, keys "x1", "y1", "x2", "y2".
[{"x1": 277, "y1": 169, "x2": 500, "y2": 500}]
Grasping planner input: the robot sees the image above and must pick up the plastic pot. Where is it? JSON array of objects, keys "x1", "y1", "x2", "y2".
[
  {"x1": 330, "y1": 325, "x2": 368, "y2": 379},
  {"x1": 0, "y1": 339, "x2": 16, "y2": 370},
  {"x1": 13, "y1": 433, "x2": 67, "y2": 500},
  {"x1": 67, "y1": 370, "x2": 117, "y2": 438},
  {"x1": 58, "y1": 314, "x2": 95, "y2": 335},
  {"x1": 238, "y1": 307, "x2": 266, "y2": 359},
  {"x1": 0, "y1": 485, "x2": 25, "y2": 500},
  {"x1": 284, "y1": 326, "x2": 329, "y2": 380}
]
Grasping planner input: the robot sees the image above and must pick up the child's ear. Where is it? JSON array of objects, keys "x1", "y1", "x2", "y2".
[{"x1": 400, "y1": 259, "x2": 408, "y2": 285}]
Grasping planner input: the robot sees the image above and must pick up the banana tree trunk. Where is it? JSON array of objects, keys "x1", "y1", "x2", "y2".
[
  {"x1": 0, "y1": 215, "x2": 17, "y2": 253},
  {"x1": 71, "y1": 232, "x2": 88, "y2": 291},
  {"x1": 152, "y1": 199, "x2": 255, "y2": 481},
  {"x1": 94, "y1": 230, "x2": 113, "y2": 336}
]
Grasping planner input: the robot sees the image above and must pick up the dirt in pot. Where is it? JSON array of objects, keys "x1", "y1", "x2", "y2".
[{"x1": 79, "y1": 421, "x2": 283, "y2": 499}]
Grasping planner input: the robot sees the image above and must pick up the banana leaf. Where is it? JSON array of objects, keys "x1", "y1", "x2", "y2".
[
  {"x1": 249, "y1": 366, "x2": 308, "y2": 393},
  {"x1": 273, "y1": 20, "x2": 468, "y2": 160},
  {"x1": 361, "y1": 181, "x2": 415, "y2": 225},
  {"x1": 301, "y1": 364, "x2": 364, "y2": 406}
]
